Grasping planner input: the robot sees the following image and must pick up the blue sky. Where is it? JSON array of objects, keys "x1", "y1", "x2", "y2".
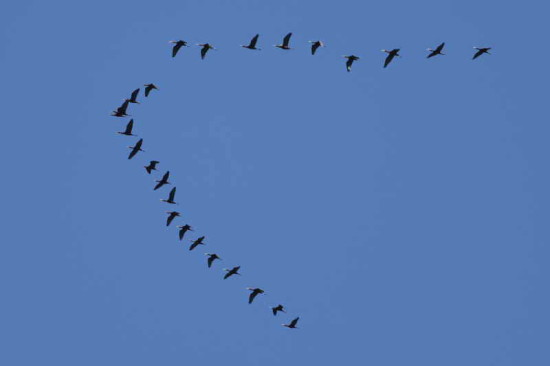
[{"x1": 1, "y1": 0, "x2": 548, "y2": 365}]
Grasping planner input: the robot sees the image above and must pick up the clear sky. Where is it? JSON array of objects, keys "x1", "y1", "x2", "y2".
[{"x1": 1, "y1": 0, "x2": 548, "y2": 365}]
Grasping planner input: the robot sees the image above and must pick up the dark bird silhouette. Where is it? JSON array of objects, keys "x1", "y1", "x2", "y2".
[
  {"x1": 128, "y1": 138, "x2": 143, "y2": 159},
  {"x1": 242, "y1": 34, "x2": 260, "y2": 50},
  {"x1": 197, "y1": 43, "x2": 215, "y2": 59},
  {"x1": 154, "y1": 171, "x2": 170, "y2": 190},
  {"x1": 144, "y1": 160, "x2": 159, "y2": 174},
  {"x1": 117, "y1": 119, "x2": 136, "y2": 136},
  {"x1": 128, "y1": 88, "x2": 140, "y2": 104},
  {"x1": 283, "y1": 317, "x2": 300, "y2": 329},
  {"x1": 309, "y1": 40, "x2": 324, "y2": 55},
  {"x1": 344, "y1": 55, "x2": 360, "y2": 72},
  {"x1": 177, "y1": 224, "x2": 192, "y2": 240},
  {"x1": 272, "y1": 304, "x2": 286, "y2": 316},
  {"x1": 382, "y1": 48, "x2": 400, "y2": 68},
  {"x1": 472, "y1": 47, "x2": 491, "y2": 60},
  {"x1": 144, "y1": 84, "x2": 158, "y2": 97},
  {"x1": 170, "y1": 40, "x2": 188, "y2": 57},
  {"x1": 427, "y1": 42, "x2": 445, "y2": 58},
  {"x1": 205, "y1": 253, "x2": 220, "y2": 268},
  {"x1": 111, "y1": 99, "x2": 130, "y2": 117},
  {"x1": 166, "y1": 211, "x2": 180, "y2": 226},
  {"x1": 275, "y1": 33, "x2": 292, "y2": 50},
  {"x1": 223, "y1": 266, "x2": 241, "y2": 280},
  {"x1": 189, "y1": 236, "x2": 205, "y2": 251},
  {"x1": 247, "y1": 287, "x2": 265, "y2": 304},
  {"x1": 161, "y1": 187, "x2": 177, "y2": 204}
]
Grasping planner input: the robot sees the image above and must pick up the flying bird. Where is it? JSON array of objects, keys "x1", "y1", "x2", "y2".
[
  {"x1": 275, "y1": 33, "x2": 292, "y2": 50},
  {"x1": 177, "y1": 224, "x2": 192, "y2": 240},
  {"x1": 128, "y1": 88, "x2": 140, "y2": 104},
  {"x1": 309, "y1": 40, "x2": 324, "y2": 55},
  {"x1": 161, "y1": 187, "x2": 177, "y2": 204},
  {"x1": 166, "y1": 211, "x2": 180, "y2": 226},
  {"x1": 382, "y1": 48, "x2": 400, "y2": 68},
  {"x1": 117, "y1": 119, "x2": 136, "y2": 136},
  {"x1": 170, "y1": 40, "x2": 188, "y2": 57},
  {"x1": 111, "y1": 99, "x2": 130, "y2": 117},
  {"x1": 427, "y1": 42, "x2": 445, "y2": 58},
  {"x1": 242, "y1": 34, "x2": 260, "y2": 50},
  {"x1": 472, "y1": 47, "x2": 491, "y2": 60},
  {"x1": 343, "y1": 55, "x2": 360, "y2": 72},
  {"x1": 197, "y1": 43, "x2": 215, "y2": 59},
  {"x1": 283, "y1": 317, "x2": 300, "y2": 329},
  {"x1": 189, "y1": 236, "x2": 205, "y2": 251},
  {"x1": 247, "y1": 288, "x2": 265, "y2": 304},
  {"x1": 154, "y1": 171, "x2": 170, "y2": 190},
  {"x1": 144, "y1": 160, "x2": 159, "y2": 174},
  {"x1": 205, "y1": 253, "x2": 220, "y2": 268},
  {"x1": 128, "y1": 138, "x2": 143, "y2": 159},
  {"x1": 223, "y1": 266, "x2": 241, "y2": 280},
  {"x1": 272, "y1": 304, "x2": 286, "y2": 316},
  {"x1": 144, "y1": 84, "x2": 158, "y2": 97}
]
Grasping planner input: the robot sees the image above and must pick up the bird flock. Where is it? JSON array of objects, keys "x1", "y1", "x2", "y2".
[
  {"x1": 111, "y1": 83, "x2": 299, "y2": 330},
  {"x1": 168, "y1": 33, "x2": 492, "y2": 72}
]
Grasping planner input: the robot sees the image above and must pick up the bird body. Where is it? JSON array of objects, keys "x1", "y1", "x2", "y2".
[
  {"x1": 275, "y1": 33, "x2": 292, "y2": 50},
  {"x1": 144, "y1": 84, "x2": 158, "y2": 97},
  {"x1": 223, "y1": 266, "x2": 241, "y2": 279},
  {"x1": 154, "y1": 171, "x2": 170, "y2": 190},
  {"x1": 309, "y1": 40, "x2": 324, "y2": 55},
  {"x1": 427, "y1": 42, "x2": 445, "y2": 58},
  {"x1": 166, "y1": 211, "x2": 180, "y2": 226},
  {"x1": 161, "y1": 187, "x2": 177, "y2": 204},
  {"x1": 117, "y1": 119, "x2": 136, "y2": 136},
  {"x1": 144, "y1": 160, "x2": 159, "y2": 174},
  {"x1": 473, "y1": 47, "x2": 491, "y2": 59},
  {"x1": 189, "y1": 236, "x2": 205, "y2": 251},
  {"x1": 170, "y1": 40, "x2": 188, "y2": 57},
  {"x1": 177, "y1": 224, "x2": 192, "y2": 240},
  {"x1": 205, "y1": 253, "x2": 220, "y2": 268},
  {"x1": 242, "y1": 34, "x2": 260, "y2": 50},
  {"x1": 283, "y1": 317, "x2": 299, "y2": 329},
  {"x1": 247, "y1": 287, "x2": 265, "y2": 304},
  {"x1": 382, "y1": 48, "x2": 400, "y2": 68},
  {"x1": 128, "y1": 138, "x2": 143, "y2": 159},
  {"x1": 272, "y1": 304, "x2": 286, "y2": 316},
  {"x1": 344, "y1": 55, "x2": 360, "y2": 72},
  {"x1": 112, "y1": 99, "x2": 130, "y2": 117},
  {"x1": 198, "y1": 43, "x2": 215, "y2": 59}
]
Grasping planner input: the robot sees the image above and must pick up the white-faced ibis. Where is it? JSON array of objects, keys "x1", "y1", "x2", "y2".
[
  {"x1": 242, "y1": 34, "x2": 260, "y2": 50},
  {"x1": 128, "y1": 88, "x2": 140, "y2": 104},
  {"x1": 343, "y1": 55, "x2": 360, "y2": 72},
  {"x1": 283, "y1": 317, "x2": 299, "y2": 329},
  {"x1": 189, "y1": 236, "x2": 205, "y2": 251},
  {"x1": 197, "y1": 43, "x2": 215, "y2": 59},
  {"x1": 154, "y1": 171, "x2": 170, "y2": 190},
  {"x1": 382, "y1": 48, "x2": 400, "y2": 68},
  {"x1": 161, "y1": 187, "x2": 176, "y2": 204},
  {"x1": 205, "y1": 253, "x2": 220, "y2": 268},
  {"x1": 117, "y1": 119, "x2": 136, "y2": 136},
  {"x1": 170, "y1": 40, "x2": 188, "y2": 57},
  {"x1": 223, "y1": 266, "x2": 241, "y2": 280},
  {"x1": 473, "y1": 47, "x2": 491, "y2": 60},
  {"x1": 272, "y1": 304, "x2": 286, "y2": 316},
  {"x1": 247, "y1": 288, "x2": 265, "y2": 304},
  {"x1": 177, "y1": 224, "x2": 192, "y2": 240},
  {"x1": 111, "y1": 99, "x2": 130, "y2": 117},
  {"x1": 427, "y1": 42, "x2": 445, "y2": 58},
  {"x1": 128, "y1": 138, "x2": 143, "y2": 159},
  {"x1": 309, "y1": 40, "x2": 324, "y2": 55},
  {"x1": 144, "y1": 84, "x2": 158, "y2": 97},
  {"x1": 166, "y1": 211, "x2": 180, "y2": 226},
  {"x1": 144, "y1": 160, "x2": 159, "y2": 174},
  {"x1": 275, "y1": 33, "x2": 292, "y2": 50}
]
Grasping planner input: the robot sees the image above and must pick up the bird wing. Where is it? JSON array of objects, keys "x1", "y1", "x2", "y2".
[
  {"x1": 223, "y1": 271, "x2": 231, "y2": 280},
  {"x1": 250, "y1": 34, "x2": 259, "y2": 48},
  {"x1": 311, "y1": 42, "x2": 319, "y2": 55},
  {"x1": 162, "y1": 171, "x2": 170, "y2": 182},
  {"x1": 201, "y1": 46, "x2": 208, "y2": 59},
  {"x1": 272, "y1": 307, "x2": 277, "y2": 315},
  {"x1": 346, "y1": 59, "x2": 353, "y2": 72},
  {"x1": 130, "y1": 88, "x2": 139, "y2": 102},
  {"x1": 290, "y1": 317, "x2": 299, "y2": 327},
  {"x1": 473, "y1": 49, "x2": 484, "y2": 59},
  {"x1": 128, "y1": 147, "x2": 138, "y2": 159},
  {"x1": 144, "y1": 85, "x2": 151, "y2": 97},
  {"x1": 249, "y1": 291, "x2": 258, "y2": 304},
  {"x1": 207, "y1": 256, "x2": 214, "y2": 267},
  {"x1": 125, "y1": 119, "x2": 134, "y2": 134},
  {"x1": 384, "y1": 53, "x2": 395, "y2": 68},
  {"x1": 167, "y1": 214, "x2": 175, "y2": 226},
  {"x1": 118, "y1": 99, "x2": 129, "y2": 114},
  {"x1": 436, "y1": 42, "x2": 445, "y2": 53},
  {"x1": 283, "y1": 33, "x2": 292, "y2": 47},
  {"x1": 172, "y1": 43, "x2": 183, "y2": 57},
  {"x1": 168, "y1": 187, "x2": 176, "y2": 201},
  {"x1": 179, "y1": 228, "x2": 184, "y2": 240},
  {"x1": 154, "y1": 181, "x2": 163, "y2": 190}
]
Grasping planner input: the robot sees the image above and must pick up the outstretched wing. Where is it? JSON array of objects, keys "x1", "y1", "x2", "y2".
[
  {"x1": 249, "y1": 34, "x2": 259, "y2": 48},
  {"x1": 125, "y1": 119, "x2": 134, "y2": 134},
  {"x1": 384, "y1": 53, "x2": 395, "y2": 68},
  {"x1": 282, "y1": 33, "x2": 292, "y2": 47},
  {"x1": 130, "y1": 88, "x2": 139, "y2": 102},
  {"x1": 436, "y1": 42, "x2": 445, "y2": 53},
  {"x1": 290, "y1": 317, "x2": 299, "y2": 327},
  {"x1": 144, "y1": 86, "x2": 151, "y2": 97},
  {"x1": 311, "y1": 42, "x2": 320, "y2": 55},
  {"x1": 168, "y1": 187, "x2": 176, "y2": 201},
  {"x1": 208, "y1": 256, "x2": 214, "y2": 268},
  {"x1": 248, "y1": 291, "x2": 258, "y2": 304},
  {"x1": 201, "y1": 46, "x2": 208, "y2": 59},
  {"x1": 346, "y1": 59, "x2": 353, "y2": 72},
  {"x1": 472, "y1": 49, "x2": 484, "y2": 59},
  {"x1": 172, "y1": 42, "x2": 183, "y2": 57}
]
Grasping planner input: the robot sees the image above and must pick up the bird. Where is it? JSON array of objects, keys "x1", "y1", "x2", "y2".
[
  {"x1": 166, "y1": 211, "x2": 180, "y2": 226},
  {"x1": 197, "y1": 43, "x2": 215, "y2": 59},
  {"x1": 246, "y1": 287, "x2": 265, "y2": 304},
  {"x1": 205, "y1": 253, "x2": 220, "y2": 268},
  {"x1": 343, "y1": 55, "x2": 360, "y2": 72},
  {"x1": 275, "y1": 33, "x2": 292, "y2": 50},
  {"x1": 154, "y1": 171, "x2": 170, "y2": 190},
  {"x1": 309, "y1": 40, "x2": 324, "y2": 55},
  {"x1": 128, "y1": 138, "x2": 143, "y2": 159},
  {"x1": 382, "y1": 48, "x2": 400, "y2": 68},
  {"x1": 283, "y1": 317, "x2": 300, "y2": 329},
  {"x1": 144, "y1": 84, "x2": 158, "y2": 97},
  {"x1": 177, "y1": 224, "x2": 192, "y2": 240},
  {"x1": 117, "y1": 119, "x2": 136, "y2": 136},
  {"x1": 189, "y1": 236, "x2": 205, "y2": 251},
  {"x1": 170, "y1": 40, "x2": 188, "y2": 57},
  {"x1": 272, "y1": 304, "x2": 286, "y2": 316},
  {"x1": 223, "y1": 266, "x2": 241, "y2": 279},
  {"x1": 111, "y1": 99, "x2": 130, "y2": 117},
  {"x1": 242, "y1": 34, "x2": 260, "y2": 50},
  {"x1": 472, "y1": 47, "x2": 491, "y2": 60},
  {"x1": 128, "y1": 88, "x2": 140, "y2": 104},
  {"x1": 161, "y1": 187, "x2": 177, "y2": 204},
  {"x1": 144, "y1": 160, "x2": 159, "y2": 174},
  {"x1": 427, "y1": 42, "x2": 445, "y2": 58}
]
